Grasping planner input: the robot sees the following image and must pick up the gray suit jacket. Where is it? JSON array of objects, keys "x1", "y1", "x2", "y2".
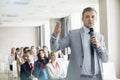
[{"x1": 50, "y1": 27, "x2": 108, "y2": 80}]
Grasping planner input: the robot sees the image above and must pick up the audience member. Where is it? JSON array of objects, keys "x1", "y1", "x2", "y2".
[
  {"x1": 15, "y1": 47, "x2": 20, "y2": 60},
  {"x1": 17, "y1": 47, "x2": 25, "y2": 77},
  {"x1": 36, "y1": 46, "x2": 41, "y2": 54},
  {"x1": 37, "y1": 49, "x2": 49, "y2": 80},
  {"x1": 31, "y1": 46, "x2": 37, "y2": 56},
  {"x1": 8, "y1": 47, "x2": 16, "y2": 71},
  {"x1": 20, "y1": 50, "x2": 43, "y2": 80},
  {"x1": 43, "y1": 45, "x2": 50, "y2": 59},
  {"x1": 46, "y1": 51, "x2": 66, "y2": 80}
]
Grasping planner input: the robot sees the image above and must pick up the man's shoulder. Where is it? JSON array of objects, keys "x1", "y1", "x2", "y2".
[
  {"x1": 34, "y1": 60, "x2": 40, "y2": 64},
  {"x1": 21, "y1": 62, "x2": 27, "y2": 66},
  {"x1": 21, "y1": 62, "x2": 28, "y2": 70},
  {"x1": 69, "y1": 29, "x2": 80, "y2": 34},
  {"x1": 69, "y1": 27, "x2": 83, "y2": 34}
]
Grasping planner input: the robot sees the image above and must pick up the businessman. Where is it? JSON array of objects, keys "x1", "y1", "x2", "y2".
[
  {"x1": 20, "y1": 50, "x2": 44, "y2": 80},
  {"x1": 50, "y1": 7, "x2": 108, "y2": 80}
]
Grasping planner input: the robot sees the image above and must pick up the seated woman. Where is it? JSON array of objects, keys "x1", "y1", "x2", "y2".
[
  {"x1": 46, "y1": 51, "x2": 66, "y2": 80},
  {"x1": 37, "y1": 49, "x2": 49, "y2": 80}
]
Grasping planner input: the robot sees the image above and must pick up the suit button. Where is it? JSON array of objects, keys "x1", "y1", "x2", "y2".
[
  {"x1": 80, "y1": 65, "x2": 82, "y2": 68},
  {"x1": 82, "y1": 56, "x2": 84, "y2": 58},
  {"x1": 52, "y1": 41, "x2": 54, "y2": 44}
]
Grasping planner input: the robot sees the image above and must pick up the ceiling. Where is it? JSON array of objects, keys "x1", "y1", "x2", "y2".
[{"x1": 0, "y1": 0, "x2": 98, "y2": 26}]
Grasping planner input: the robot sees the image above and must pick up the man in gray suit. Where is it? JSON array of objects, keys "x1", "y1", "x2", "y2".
[{"x1": 50, "y1": 7, "x2": 108, "y2": 80}]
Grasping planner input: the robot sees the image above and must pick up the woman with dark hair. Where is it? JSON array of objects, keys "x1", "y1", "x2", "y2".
[{"x1": 37, "y1": 49, "x2": 49, "y2": 80}]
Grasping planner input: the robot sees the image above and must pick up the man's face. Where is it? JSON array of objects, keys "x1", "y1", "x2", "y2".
[
  {"x1": 24, "y1": 53, "x2": 33, "y2": 63},
  {"x1": 82, "y1": 11, "x2": 97, "y2": 28},
  {"x1": 43, "y1": 47, "x2": 48, "y2": 53}
]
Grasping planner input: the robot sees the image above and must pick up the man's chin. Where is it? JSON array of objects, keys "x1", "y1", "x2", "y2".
[
  {"x1": 86, "y1": 26, "x2": 94, "y2": 28},
  {"x1": 88, "y1": 25, "x2": 94, "y2": 28}
]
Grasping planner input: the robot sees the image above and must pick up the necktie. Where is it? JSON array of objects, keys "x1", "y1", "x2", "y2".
[
  {"x1": 29, "y1": 63, "x2": 34, "y2": 73},
  {"x1": 30, "y1": 63, "x2": 32, "y2": 69},
  {"x1": 89, "y1": 28, "x2": 95, "y2": 75}
]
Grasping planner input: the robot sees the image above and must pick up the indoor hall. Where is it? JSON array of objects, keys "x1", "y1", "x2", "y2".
[{"x1": 0, "y1": 0, "x2": 120, "y2": 80}]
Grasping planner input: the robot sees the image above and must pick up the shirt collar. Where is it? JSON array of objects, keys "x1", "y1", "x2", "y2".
[
  {"x1": 29, "y1": 61, "x2": 34, "y2": 65},
  {"x1": 83, "y1": 26, "x2": 90, "y2": 34}
]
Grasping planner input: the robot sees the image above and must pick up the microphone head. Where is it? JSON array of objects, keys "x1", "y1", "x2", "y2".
[
  {"x1": 89, "y1": 28, "x2": 94, "y2": 36},
  {"x1": 90, "y1": 28, "x2": 94, "y2": 32},
  {"x1": 89, "y1": 28, "x2": 96, "y2": 47}
]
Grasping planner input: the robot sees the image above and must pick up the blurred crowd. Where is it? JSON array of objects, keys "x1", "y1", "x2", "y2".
[{"x1": 8, "y1": 45, "x2": 69, "y2": 80}]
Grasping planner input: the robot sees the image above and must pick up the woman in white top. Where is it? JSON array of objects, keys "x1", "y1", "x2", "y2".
[
  {"x1": 8, "y1": 47, "x2": 16, "y2": 71},
  {"x1": 46, "y1": 51, "x2": 65, "y2": 80}
]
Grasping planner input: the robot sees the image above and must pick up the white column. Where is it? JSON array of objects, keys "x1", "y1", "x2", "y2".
[{"x1": 99, "y1": 0, "x2": 120, "y2": 78}]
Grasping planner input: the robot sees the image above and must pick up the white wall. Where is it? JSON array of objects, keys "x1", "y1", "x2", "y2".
[
  {"x1": 44, "y1": 21, "x2": 51, "y2": 51},
  {"x1": 70, "y1": 5, "x2": 100, "y2": 32},
  {"x1": 70, "y1": 12, "x2": 82, "y2": 29},
  {"x1": 107, "y1": 0, "x2": 120, "y2": 78},
  {"x1": 0, "y1": 20, "x2": 48, "y2": 27},
  {"x1": 0, "y1": 27, "x2": 38, "y2": 63}
]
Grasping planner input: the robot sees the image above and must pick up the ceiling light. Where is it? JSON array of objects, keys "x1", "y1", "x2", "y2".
[{"x1": 4, "y1": 0, "x2": 32, "y2": 5}]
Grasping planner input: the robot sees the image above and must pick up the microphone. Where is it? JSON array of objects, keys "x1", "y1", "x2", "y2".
[
  {"x1": 89, "y1": 28, "x2": 96, "y2": 47},
  {"x1": 89, "y1": 28, "x2": 94, "y2": 37}
]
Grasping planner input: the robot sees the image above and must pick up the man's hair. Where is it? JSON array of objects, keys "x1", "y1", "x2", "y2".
[
  {"x1": 16, "y1": 47, "x2": 19, "y2": 51},
  {"x1": 24, "y1": 50, "x2": 31, "y2": 54},
  {"x1": 23, "y1": 47, "x2": 29, "y2": 53},
  {"x1": 43, "y1": 45, "x2": 48, "y2": 49},
  {"x1": 37, "y1": 49, "x2": 45, "y2": 60},
  {"x1": 82, "y1": 7, "x2": 97, "y2": 17}
]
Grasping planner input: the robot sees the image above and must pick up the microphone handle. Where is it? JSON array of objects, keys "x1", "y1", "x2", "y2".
[
  {"x1": 92, "y1": 43, "x2": 96, "y2": 48},
  {"x1": 90, "y1": 33, "x2": 96, "y2": 48}
]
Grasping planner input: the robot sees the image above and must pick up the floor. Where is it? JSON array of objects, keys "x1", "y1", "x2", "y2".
[
  {"x1": 0, "y1": 73, "x2": 8, "y2": 80},
  {"x1": 0, "y1": 71, "x2": 19, "y2": 80}
]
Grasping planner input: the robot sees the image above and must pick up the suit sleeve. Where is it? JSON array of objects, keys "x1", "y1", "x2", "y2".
[
  {"x1": 50, "y1": 32, "x2": 70, "y2": 51},
  {"x1": 96, "y1": 35, "x2": 109, "y2": 62}
]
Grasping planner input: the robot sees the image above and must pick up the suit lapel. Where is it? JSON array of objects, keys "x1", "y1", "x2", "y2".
[
  {"x1": 33, "y1": 61, "x2": 37, "y2": 73},
  {"x1": 23, "y1": 62, "x2": 31, "y2": 74},
  {"x1": 79, "y1": 27, "x2": 85, "y2": 57},
  {"x1": 33, "y1": 60, "x2": 41, "y2": 73}
]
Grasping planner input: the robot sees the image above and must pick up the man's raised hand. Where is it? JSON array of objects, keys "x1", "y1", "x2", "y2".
[{"x1": 53, "y1": 21, "x2": 61, "y2": 37}]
